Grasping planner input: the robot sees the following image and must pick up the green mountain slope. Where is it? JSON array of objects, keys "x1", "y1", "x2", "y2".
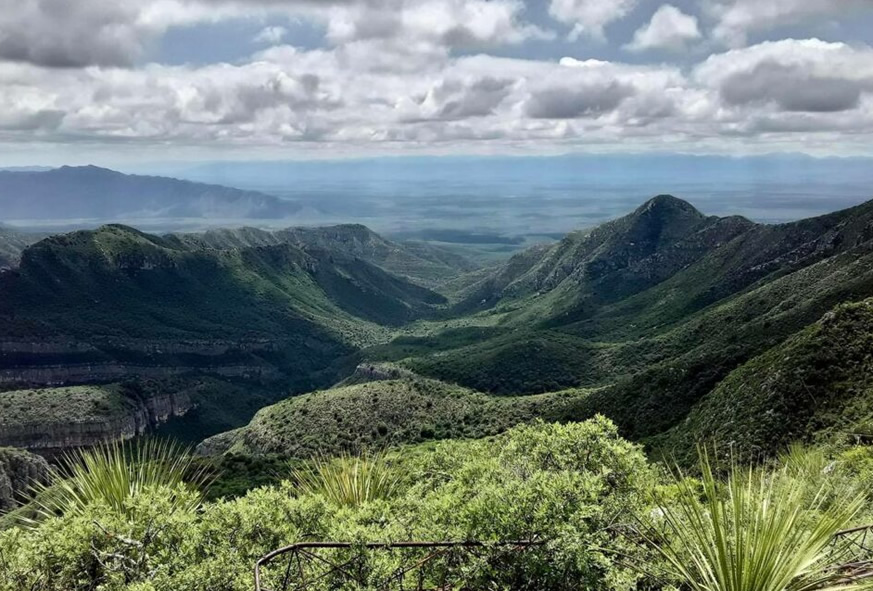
[
  {"x1": 198, "y1": 365, "x2": 591, "y2": 457},
  {"x1": 362, "y1": 194, "x2": 873, "y2": 443},
  {"x1": 3, "y1": 224, "x2": 445, "y2": 338},
  {"x1": 654, "y1": 298, "x2": 873, "y2": 461},
  {"x1": 0, "y1": 224, "x2": 449, "y2": 448},
  {"x1": 453, "y1": 195, "x2": 754, "y2": 313},
  {"x1": 178, "y1": 224, "x2": 478, "y2": 287},
  {"x1": 10, "y1": 193, "x2": 873, "y2": 462}
]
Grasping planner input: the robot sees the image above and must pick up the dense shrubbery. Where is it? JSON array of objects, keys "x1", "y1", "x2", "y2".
[
  {"x1": 0, "y1": 418, "x2": 654, "y2": 591},
  {"x1": 201, "y1": 376, "x2": 591, "y2": 458},
  {"x1": 4, "y1": 418, "x2": 873, "y2": 591}
]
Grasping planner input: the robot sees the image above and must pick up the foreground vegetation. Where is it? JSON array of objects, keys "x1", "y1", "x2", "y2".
[
  {"x1": 3, "y1": 418, "x2": 873, "y2": 591},
  {"x1": 1, "y1": 419, "x2": 654, "y2": 590},
  {"x1": 649, "y1": 450, "x2": 869, "y2": 591}
]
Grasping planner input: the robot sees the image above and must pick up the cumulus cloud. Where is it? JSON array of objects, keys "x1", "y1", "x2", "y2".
[
  {"x1": 625, "y1": 4, "x2": 701, "y2": 52},
  {"x1": 396, "y1": 76, "x2": 515, "y2": 122},
  {"x1": 0, "y1": 0, "x2": 550, "y2": 68},
  {"x1": 324, "y1": 0, "x2": 553, "y2": 49},
  {"x1": 548, "y1": 0, "x2": 638, "y2": 40},
  {"x1": 525, "y1": 82, "x2": 633, "y2": 118},
  {"x1": 720, "y1": 61, "x2": 862, "y2": 112},
  {"x1": 0, "y1": 0, "x2": 154, "y2": 68},
  {"x1": 696, "y1": 39, "x2": 873, "y2": 113},
  {"x1": 707, "y1": 0, "x2": 873, "y2": 47},
  {"x1": 1, "y1": 0, "x2": 873, "y2": 157}
]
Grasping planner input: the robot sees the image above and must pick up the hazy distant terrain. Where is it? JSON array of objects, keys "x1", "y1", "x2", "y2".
[
  {"x1": 167, "y1": 154, "x2": 873, "y2": 240},
  {"x1": 0, "y1": 165, "x2": 299, "y2": 230},
  {"x1": 7, "y1": 156, "x2": 873, "y2": 257}
]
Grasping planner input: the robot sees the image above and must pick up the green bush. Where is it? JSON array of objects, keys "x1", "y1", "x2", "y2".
[
  {"x1": 646, "y1": 448, "x2": 868, "y2": 591},
  {"x1": 291, "y1": 451, "x2": 403, "y2": 507},
  {"x1": 0, "y1": 418, "x2": 654, "y2": 591},
  {"x1": 23, "y1": 439, "x2": 211, "y2": 526}
]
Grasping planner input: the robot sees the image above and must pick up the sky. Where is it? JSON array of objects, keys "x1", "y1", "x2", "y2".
[{"x1": 2, "y1": 0, "x2": 873, "y2": 165}]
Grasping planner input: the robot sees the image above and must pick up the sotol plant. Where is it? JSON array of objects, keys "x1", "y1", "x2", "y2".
[
  {"x1": 291, "y1": 450, "x2": 403, "y2": 507},
  {"x1": 25, "y1": 439, "x2": 211, "y2": 525},
  {"x1": 647, "y1": 450, "x2": 869, "y2": 591}
]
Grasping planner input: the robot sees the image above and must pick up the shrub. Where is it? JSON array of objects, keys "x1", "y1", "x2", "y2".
[
  {"x1": 291, "y1": 450, "x2": 403, "y2": 507},
  {"x1": 0, "y1": 418, "x2": 654, "y2": 591},
  {"x1": 23, "y1": 439, "x2": 211, "y2": 526},
  {"x1": 646, "y1": 449, "x2": 867, "y2": 591}
]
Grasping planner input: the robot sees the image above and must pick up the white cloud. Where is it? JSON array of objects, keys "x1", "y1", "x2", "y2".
[
  {"x1": 693, "y1": 39, "x2": 873, "y2": 138},
  {"x1": 0, "y1": 0, "x2": 154, "y2": 68},
  {"x1": 625, "y1": 4, "x2": 701, "y2": 52},
  {"x1": 253, "y1": 26, "x2": 288, "y2": 44},
  {"x1": 695, "y1": 39, "x2": 873, "y2": 112},
  {"x1": 0, "y1": 0, "x2": 550, "y2": 68},
  {"x1": 548, "y1": 0, "x2": 638, "y2": 40},
  {"x1": 395, "y1": 76, "x2": 516, "y2": 122},
  {"x1": 707, "y1": 0, "x2": 873, "y2": 47},
  {"x1": 1, "y1": 0, "x2": 873, "y2": 157},
  {"x1": 324, "y1": 0, "x2": 553, "y2": 49}
]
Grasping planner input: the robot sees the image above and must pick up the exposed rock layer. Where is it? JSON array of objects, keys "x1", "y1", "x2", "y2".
[{"x1": 0, "y1": 447, "x2": 50, "y2": 512}]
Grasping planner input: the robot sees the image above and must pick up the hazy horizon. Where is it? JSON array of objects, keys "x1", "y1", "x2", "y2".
[{"x1": 4, "y1": 153, "x2": 873, "y2": 241}]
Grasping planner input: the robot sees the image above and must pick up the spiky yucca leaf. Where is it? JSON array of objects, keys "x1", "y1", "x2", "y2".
[
  {"x1": 292, "y1": 451, "x2": 402, "y2": 507},
  {"x1": 648, "y1": 450, "x2": 868, "y2": 591},
  {"x1": 25, "y1": 439, "x2": 211, "y2": 525}
]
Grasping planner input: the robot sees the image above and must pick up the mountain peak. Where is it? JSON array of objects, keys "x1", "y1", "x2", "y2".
[{"x1": 636, "y1": 194, "x2": 702, "y2": 217}]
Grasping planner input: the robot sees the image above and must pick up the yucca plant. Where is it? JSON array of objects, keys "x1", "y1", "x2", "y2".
[
  {"x1": 291, "y1": 450, "x2": 403, "y2": 507},
  {"x1": 646, "y1": 449, "x2": 869, "y2": 591},
  {"x1": 24, "y1": 438, "x2": 211, "y2": 525}
]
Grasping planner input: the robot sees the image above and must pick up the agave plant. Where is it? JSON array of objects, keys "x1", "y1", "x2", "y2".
[
  {"x1": 646, "y1": 450, "x2": 868, "y2": 591},
  {"x1": 25, "y1": 438, "x2": 211, "y2": 525},
  {"x1": 291, "y1": 450, "x2": 403, "y2": 507}
]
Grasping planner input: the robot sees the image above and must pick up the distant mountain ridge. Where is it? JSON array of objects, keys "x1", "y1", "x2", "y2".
[
  {"x1": 177, "y1": 224, "x2": 478, "y2": 286},
  {"x1": 0, "y1": 165, "x2": 299, "y2": 221},
  {"x1": 452, "y1": 195, "x2": 756, "y2": 311}
]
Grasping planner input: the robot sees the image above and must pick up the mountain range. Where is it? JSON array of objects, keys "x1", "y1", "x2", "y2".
[
  {"x1": 3, "y1": 193, "x2": 873, "y2": 466},
  {"x1": 0, "y1": 165, "x2": 299, "y2": 221}
]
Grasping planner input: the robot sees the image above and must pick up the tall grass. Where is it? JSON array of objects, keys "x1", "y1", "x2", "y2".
[
  {"x1": 291, "y1": 451, "x2": 403, "y2": 507},
  {"x1": 647, "y1": 449, "x2": 868, "y2": 591},
  {"x1": 25, "y1": 439, "x2": 211, "y2": 525}
]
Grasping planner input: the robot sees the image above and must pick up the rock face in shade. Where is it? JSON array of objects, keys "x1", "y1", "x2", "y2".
[{"x1": 0, "y1": 447, "x2": 50, "y2": 512}]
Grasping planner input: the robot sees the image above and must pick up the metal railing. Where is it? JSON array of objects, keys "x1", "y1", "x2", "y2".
[
  {"x1": 254, "y1": 540, "x2": 543, "y2": 591},
  {"x1": 829, "y1": 524, "x2": 873, "y2": 584},
  {"x1": 254, "y1": 524, "x2": 873, "y2": 591}
]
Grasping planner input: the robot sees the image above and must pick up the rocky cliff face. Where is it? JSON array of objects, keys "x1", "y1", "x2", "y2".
[
  {"x1": 0, "y1": 447, "x2": 50, "y2": 512},
  {"x1": 0, "y1": 385, "x2": 194, "y2": 452},
  {"x1": 0, "y1": 337, "x2": 282, "y2": 388},
  {"x1": 0, "y1": 361, "x2": 281, "y2": 388}
]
